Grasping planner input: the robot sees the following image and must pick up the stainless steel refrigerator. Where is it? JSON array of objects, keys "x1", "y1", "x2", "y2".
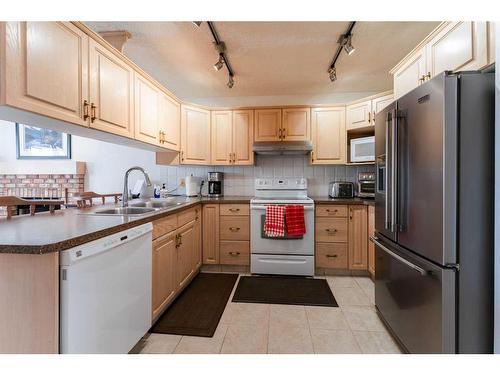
[{"x1": 373, "y1": 71, "x2": 494, "y2": 354}]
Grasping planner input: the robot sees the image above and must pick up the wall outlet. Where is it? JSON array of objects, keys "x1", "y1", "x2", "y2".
[{"x1": 179, "y1": 178, "x2": 185, "y2": 187}]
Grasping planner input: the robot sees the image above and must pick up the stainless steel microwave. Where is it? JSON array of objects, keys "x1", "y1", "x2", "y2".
[{"x1": 350, "y1": 136, "x2": 375, "y2": 163}]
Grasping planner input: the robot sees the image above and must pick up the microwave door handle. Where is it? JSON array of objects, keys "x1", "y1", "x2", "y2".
[
  {"x1": 391, "y1": 108, "x2": 398, "y2": 233},
  {"x1": 385, "y1": 113, "x2": 391, "y2": 230}
]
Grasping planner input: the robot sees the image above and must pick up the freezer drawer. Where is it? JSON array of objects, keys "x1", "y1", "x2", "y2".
[{"x1": 373, "y1": 236, "x2": 456, "y2": 353}]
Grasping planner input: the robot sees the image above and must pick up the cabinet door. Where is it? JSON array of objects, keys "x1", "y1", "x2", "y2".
[
  {"x1": 89, "y1": 39, "x2": 134, "y2": 137},
  {"x1": 3, "y1": 22, "x2": 89, "y2": 127},
  {"x1": 180, "y1": 105, "x2": 211, "y2": 165},
  {"x1": 311, "y1": 107, "x2": 345, "y2": 164},
  {"x1": 193, "y1": 207, "x2": 202, "y2": 269},
  {"x1": 367, "y1": 205, "x2": 375, "y2": 276},
  {"x1": 346, "y1": 100, "x2": 372, "y2": 130},
  {"x1": 426, "y1": 22, "x2": 488, "y2": 78},
  {"x1": 232, "y1": 110, "x2": 254, "y2": 165},
  {"x1": 202, "y1": 204, "x2": 219, "y2": 264},
  {"x1": 211, "y1": 111, "x2": 233, "y2": 165},
  {"x1": 152, "y1": 233, "x2": 176, "y2": 319},
  {"x1": 282, "y1": 108, "x2": 310, "y2": 141},
  {"x1": 393, "y1": 48, "x2": 427, "y2": 99},
  {"x1": 254, "y1": 109, "x2": 281, "y2": 141},
  {"x1": 176, "y1": 222, "x2": 196, "y2": 289},
  {"x1": 158, "y1": 92, "x2": 180, "y2": 151},
  {"x1": 134, "y1": 73, "x2": 159, "y2": 145},
  {"x1": 348, "y1": 205, "x2": 368, "y2": 270},
  {"x1": 371, "y1": 94, "x2": 394, "y2": 116}
]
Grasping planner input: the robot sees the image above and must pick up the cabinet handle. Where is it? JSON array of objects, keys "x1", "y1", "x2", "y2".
[
  {"x1": 278, "y1": 128, "x2": 283, "y2": 140},
  {"x1": 372, "y1": 111, "x2": 376, "y2": 123},
  {"x1": 326, "y1": 209, "x2": 338, "y2": 213},
  {"x1": 90, "y1": 103, "x2": 97, "y2": 122},
  {"x1": 229, "y1": 208, "x2": 240, "y2": 212},
  {"x1": 368, "y1": 111, "x2": 371, "y2": 123},
  {"x1": 229, "y1": 251, "x2": 241, "y2": 256},
  {"x1": 325, "y1": 228, "x2": 338, "y2": 234},
  {"x1": 229, "y1": 227, "x2": 240, "y2": 232},
  {"x1": 83, "y1": 100, "x2": 90, "y2": 120},
  {"x1": 180, "y1": 151, "x2": 184, "y2": 163},
  {"x1": 282, "y1": 128, "x2": 286, "y2": 140},
  {"x1": 326, "y1": 254, "x2": 338, "y2": 258},
  {"x1": 425, "y1": 72, "x2": 431, "y2": 81},
  {"x1": 178, "y1": 234, "x2": 182, "y2": 246},
  {"x1": 311, "y1": 151, "x2": 314, "y2": 162}
]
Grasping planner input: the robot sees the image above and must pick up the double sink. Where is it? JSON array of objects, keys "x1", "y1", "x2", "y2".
[{"x1": 87, "y1": 197, "x2": 192, "y2": 217}]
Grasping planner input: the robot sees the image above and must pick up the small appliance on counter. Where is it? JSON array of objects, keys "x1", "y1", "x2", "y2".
[
  {"x1": 329, "y1": 181, "x2": 354, "y2": 198},
  {"x1": 357, "y1": 172, "x2": 375, "y2": 198},
  {"x1": 185, "y1": 175, "x2": 202, "y2": 197},
  {"x1": 207, "y1": 172, "x2": 224, "y2": 197}
]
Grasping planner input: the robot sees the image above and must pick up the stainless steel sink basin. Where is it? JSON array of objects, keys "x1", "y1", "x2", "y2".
[
  {"x1": 130, "y1": 198, "x2": 187, "y2": 209},
  {"x1": 92, "y1": 207, "x2": 158, "y2": 216}
]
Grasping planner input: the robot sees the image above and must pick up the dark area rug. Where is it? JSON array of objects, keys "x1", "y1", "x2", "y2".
[
  {"x1": 232, "y1": 275, "x2": 338, "y2": 307},
  {"x1": 150, "y1": 272, "x2": 238, "y2": 337}
]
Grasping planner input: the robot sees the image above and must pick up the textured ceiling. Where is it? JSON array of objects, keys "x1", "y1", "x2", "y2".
[{"x1": 85, "y1": 21, "x2": 440, "y2": 105}]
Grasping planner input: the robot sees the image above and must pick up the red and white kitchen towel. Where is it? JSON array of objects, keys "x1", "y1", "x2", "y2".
[{"x1": 264, "y1": 205, "x2": 306, "y2": 237}]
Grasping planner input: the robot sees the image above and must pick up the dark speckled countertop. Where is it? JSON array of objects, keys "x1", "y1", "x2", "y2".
[{"x1": 0, "y1": 195, "x2": 374, "y2": 255}]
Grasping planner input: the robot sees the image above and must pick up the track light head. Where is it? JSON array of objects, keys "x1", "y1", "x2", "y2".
[
  {"x1": 328, "y1": 66, "x2": 337, "y2": 82},
  {"x1": 214, "y1": 55, "x2": 224, "y2": 71},
  {"x1": 192, "y1": 21, "x2": 203, "y2": 27},
  {"x1": 227, "y1": 75, "x2": 234, "y2": 88},
  {"x1": 342, "y1": 34, "x2": 355, "y2": 55}
]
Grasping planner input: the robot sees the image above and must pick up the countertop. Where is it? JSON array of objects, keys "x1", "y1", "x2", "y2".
[{"x1": 0, "y1": 195, "x2": 373, "y2": 255}]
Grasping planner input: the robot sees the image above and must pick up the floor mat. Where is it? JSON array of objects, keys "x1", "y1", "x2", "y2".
[
  {"x1": 232, "y1": 275, "x2": 338, "y2": 307},
  {"x1": 150, "y1": 272, "x2": 238, "y2": 337}
]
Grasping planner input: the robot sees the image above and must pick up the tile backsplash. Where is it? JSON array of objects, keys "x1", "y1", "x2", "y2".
[{"x1": 159, "y1": 155, "x2": 374, "y2": 196}]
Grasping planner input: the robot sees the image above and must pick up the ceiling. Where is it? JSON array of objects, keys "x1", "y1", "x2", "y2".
[{"x1": 85, "y1": 21, "x2": 440, "y2": 105}]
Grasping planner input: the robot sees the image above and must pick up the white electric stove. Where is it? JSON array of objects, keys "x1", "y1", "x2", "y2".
[{"x1": 250, "y1": 178, "x2": 315, "y2": 276}]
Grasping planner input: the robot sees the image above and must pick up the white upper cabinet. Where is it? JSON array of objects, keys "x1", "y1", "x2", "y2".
[{"x1": 392, "y1": 22, "x2": 492, "y2": 99}]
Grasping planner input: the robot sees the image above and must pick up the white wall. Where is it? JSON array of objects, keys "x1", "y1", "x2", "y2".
[{"x1": 494, "y1": 23, "x2": 499, "y2": 354}]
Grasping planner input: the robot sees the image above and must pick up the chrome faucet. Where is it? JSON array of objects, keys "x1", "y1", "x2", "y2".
[{"x1": 122, "y1": 166, "x2": 152, "y2": 207}]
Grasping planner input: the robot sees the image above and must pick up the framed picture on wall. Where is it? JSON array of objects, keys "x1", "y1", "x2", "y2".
[{"x1": 16, "y1": 123, "x2": 71, "y2": 159}]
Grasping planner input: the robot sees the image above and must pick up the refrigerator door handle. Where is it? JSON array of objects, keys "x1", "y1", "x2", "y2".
[
  {"x1": 370, "y1": 236, "x2": 427, "y2": 276},
  {"x1": 385, "y1": 112, "x2": 391, "y2": 230},
  {"x1": 390, "y1": 109, "x2": 398, "y2": 233}
]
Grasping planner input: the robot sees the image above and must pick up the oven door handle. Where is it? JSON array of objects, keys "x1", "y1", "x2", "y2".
[
  {"x1": 370, "y1": 236, "x2": 427, "y2": 276},
  {"x1": 251, "y1": 205, "x2": 315, "y2": 211}
]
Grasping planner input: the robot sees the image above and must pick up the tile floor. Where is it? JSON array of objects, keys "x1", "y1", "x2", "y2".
[{"x1": 138, "y1": 275, "x2": 403, "y2": 354}]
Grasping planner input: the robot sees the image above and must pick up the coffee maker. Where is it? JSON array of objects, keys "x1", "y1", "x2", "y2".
[{"x1": 207, "y1": 172, "x2": 224, "y2": 197}]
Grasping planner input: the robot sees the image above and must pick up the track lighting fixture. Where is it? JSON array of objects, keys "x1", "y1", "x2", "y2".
[
  {"x1": 328, "y1": 67, "x2": 337, "y2": 82},
  {"x1": 227, "y1": 75, "x2": 234, "y2": 89},
  {"x1": 341, "y1": 34, "x2": 355, "y2": 55},
  {"x1": 327, "y1": 21, "x2": 356, "y2": 83},
  {"x1": 213, "y1": 54, "x2": 224, "y2": 71}
]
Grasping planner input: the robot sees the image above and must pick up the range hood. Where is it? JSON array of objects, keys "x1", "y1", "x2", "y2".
[{"x1": 253, "y1": 141, "x2": 313, "y2": 155}]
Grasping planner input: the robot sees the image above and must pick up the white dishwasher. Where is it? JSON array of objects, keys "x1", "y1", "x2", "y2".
[{"x1": 60, "y1": 222, "x2": 152, "y2": 354}]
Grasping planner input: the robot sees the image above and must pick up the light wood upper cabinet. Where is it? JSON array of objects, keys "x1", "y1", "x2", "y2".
[
  {"x1": 158, "y1": 92, "x2": 180, "y2": 151},
  {"x1": 254, "y1": 108, "x2": 281, "y2": 141},
  {"x1": 180, "y1": 105, "x2": 211, "y2": 165},
  {"x1": 1, "y1": 22, "x2": 89, "y2": 127},
  {"x1": 372, "y1": 94, "x2": 394, "y2": 115},
  {"x1": 211, "y1": 111, "x2": 233, "y2": 165},
  {"x1": 348, "y1": 205, "x2": 368, "y2": 270},
  {"x1": 89, "y1": 38, "x2": 134, "y2": 137},
  {"x1": 346, "y1": 100, "x2": 372, "y2": 130},
  {"x1": 393, "y1": 48, "x2": 427, "y2": 99},
  {"x1": 425, "y1": 22, "x2": 488, "y2": 78},
  {"x1": 232, "y1": 110, "x2": 254, "y2": 165},
  {"x1": 134, "y1": 73, "x2": 159, "y2": 145},
  {"x1": 311, "y1": 107, "x2": 345, "y2": 165},
  {"x1": 152, "y1": 232, "x2": 176, "y2": 320},
  {"x1": 282, "y1": 108, "x2": 310, "y2": 141}
]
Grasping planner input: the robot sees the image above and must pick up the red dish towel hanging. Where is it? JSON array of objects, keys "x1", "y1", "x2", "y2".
[
  {"x1": 264, "y1": 205, "x2": 286, "y2": 237},
  {"x1": 285, "y1": 205, "x2": 306, "y2": 237}
]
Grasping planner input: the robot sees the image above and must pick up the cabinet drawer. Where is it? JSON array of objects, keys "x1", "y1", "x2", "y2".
[
  {"x1": 316, "y1": 217, "x2": 348, "y2": 242},
  {"x1": 220, "y1": 216, "x2": 250, "y2": 240},
  {"x1": 220, "y1": 241, "x2": 250, "y2": 265},
  {"x1": 153, "y1": 214, "x2": 178, "y2": 240},
  {"x1": 178, "y1": 206, "x2": 199, "y2": 227},
  {"x1": 316, "y1": 243, "x2": 348, "y2": 269},
  {"x1": 220, "y1": 204, "x2": 249, "y2": 216},
  {"x1": 316, "y1": 205, "x2": 348, "y2": 217}
]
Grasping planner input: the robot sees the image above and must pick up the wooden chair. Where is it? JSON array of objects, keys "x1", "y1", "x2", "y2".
[
  {"x1": 72, "y1": 192, "x2": 122, "y2": 208},
  {"x1": 0, "y1": 196, "x2": 64, "y2": 219}
]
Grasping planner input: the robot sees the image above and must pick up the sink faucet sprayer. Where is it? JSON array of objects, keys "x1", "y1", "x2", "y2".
[{"x1": 122, "y1": 166, "x2": 152, "y2": 207}]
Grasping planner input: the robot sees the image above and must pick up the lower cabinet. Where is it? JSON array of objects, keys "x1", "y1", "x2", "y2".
[
  {"x1": 151, "y1": 205, "x2": 201, "y2": 320},
  {"x1": 315, "y1": 204, "x2": 371, "y2": 273},
  {"x1": 202, "y1": 203, "x2": 250, "y2": 266}
]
